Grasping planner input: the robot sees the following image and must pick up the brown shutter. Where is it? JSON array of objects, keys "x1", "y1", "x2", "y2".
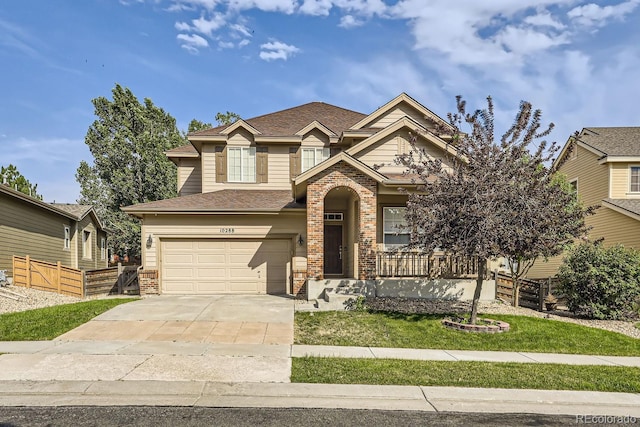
[
  {"x1": 215, "y1": 145, "x2": 226, "y2": 183},
  {"x1": 256, "y1": 146, "x2": 268, "y2": 183},
  {"x1": 289, "y1": 146, "x2": 301, "y2": 179}
]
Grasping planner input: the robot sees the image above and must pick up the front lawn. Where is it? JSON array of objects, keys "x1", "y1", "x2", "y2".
[
  {"x1": 295, "y1": 311, "x2": 640, "y2": 356},
  {"x1": 292, "y1": 357, "x2": 640, "y2": 393},
  {"x1": 0, "y1": 298, "x2": 138, "y2": 341}
]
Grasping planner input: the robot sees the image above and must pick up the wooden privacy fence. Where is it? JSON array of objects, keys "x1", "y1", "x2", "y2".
[
  {"x1": 84, "y1": 264, "x2": 140, "y2": 296},
  {"x1": 494, "y1": 271, "x2": 560, "y2": 311},
  {"x1": 376, "y1": 251, "x2": 489, "y2": 279},
  {"x1": 12, "y1": 255, "x2": 83, "y2": 298}
]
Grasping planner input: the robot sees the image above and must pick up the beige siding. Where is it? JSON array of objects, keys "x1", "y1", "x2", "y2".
[
  {"x1": 301, "y1": 130, "x2": 329, "y2": 147},
  {"x1": 141, "y1": 213, "x2": 306, "y2": 272},
  {"x1": 201, "y1": 143, "x2": 291, "y2": 191},
  {"x1": 355, "y1": 130, "x2": 451, "y2": 174},
  {"x1": 0, "y1": 193, "x2": 73, "y2": 277},
  {"x1": 201, "y1": 144, "x2": 217, "y2": 193},
  {"x1": 364, "y1": 102, "x2": 435, "y2": 130},
  {"x1": 177, "y1": 158, "x2": 202, "y2": 196},
  {"x1": 610, "y1": 163, "x2": 640, "y2": 199},
  {"x1": 528, "y1": 146, "x2": 630, "y2": 278}
]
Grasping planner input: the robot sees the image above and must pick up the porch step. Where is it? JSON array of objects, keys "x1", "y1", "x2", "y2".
[{"x1": 323, "y1": 279, "x2": 367, "y2": 304}]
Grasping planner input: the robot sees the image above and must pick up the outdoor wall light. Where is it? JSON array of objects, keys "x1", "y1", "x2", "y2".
[
  {"x1": 146, "y1": 234, "x2": 153, "y2": 248},
  {"x1": 297, "y1": 234, "x2": 304, "y2": 246}
]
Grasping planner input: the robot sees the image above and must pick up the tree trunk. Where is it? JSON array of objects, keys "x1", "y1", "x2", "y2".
[
  {"x1": 469, "y1": 258, "x2": 486, "y2": 325},
  {"x1": 513, "y1": 281, "x2": 520, "y2": 307}
]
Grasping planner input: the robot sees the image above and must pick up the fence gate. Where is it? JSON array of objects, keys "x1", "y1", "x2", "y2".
[{"x1": 12, "y1": 256, "x2": 83, "y2": 297}]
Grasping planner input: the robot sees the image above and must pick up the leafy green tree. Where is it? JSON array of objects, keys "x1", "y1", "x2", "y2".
[
  {"x1": 398, "y1": 96, "x2": 591, "y2": 323},
  {"x1": 0, "y1": 164, "x2": 42, "y2": 200},
  {"x1": 187, "y1": 119, "x2": 212, "y2": 133},
  {"x1": 215, "y1": 111, "x2": 241, "y2": 126},
  {"x1": 76, "y1": 84, "x2": 185, "y2": 258}
]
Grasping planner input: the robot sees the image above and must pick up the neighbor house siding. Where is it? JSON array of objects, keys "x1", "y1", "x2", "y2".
[
  {"x1": 0, "y1": 193, "x2": 73, "y2": 277},
  {"x1": 77, "y1": 215, "x2": 98, "y2": 271},
  {"x1": 527, "y1": 145, "x2": 620, "y2": 278},
  {"x1": 177, "y1": 158, "x2": 202, "y2": 196}
]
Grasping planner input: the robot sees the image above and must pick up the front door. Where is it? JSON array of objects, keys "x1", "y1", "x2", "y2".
[{"x1": 324, "y1": 224, "x2": 343, "y2": 275}]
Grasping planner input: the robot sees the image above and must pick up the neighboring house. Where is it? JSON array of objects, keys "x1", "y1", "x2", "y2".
[
  {"x1": 123, "y1": 93, "x2": 494, "y2": 299},
  {"x1": 0, "y1": 184, "x2": 109, "y2": 278},
  {"x1": 527, "y1": 127, "x2": 640, "y2": 278}
]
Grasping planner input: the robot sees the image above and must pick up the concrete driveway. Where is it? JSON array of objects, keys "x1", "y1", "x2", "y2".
[{"x1": 0, "y1": 295, "x2": 294, "y2": 383}]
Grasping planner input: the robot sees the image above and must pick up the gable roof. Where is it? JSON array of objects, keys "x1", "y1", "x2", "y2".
[
  {"x1": 122, "y1": 190, "x2": 305, "y2": 217},
  {"x1": 0, "y1": 185, "x2": 105, "y2": 230},
  {"x1": 293, "y1": 152, "x2": 388, "y2": 187},
  {"x1": 579, "y1": 127, "x2": 640, "y2": 157},
  {"x1": 190, "y1": 102, "x2": 366, "y2": 138},
  {"x1": 349, "y1": 92, "x2": 453, "y2": 131}
]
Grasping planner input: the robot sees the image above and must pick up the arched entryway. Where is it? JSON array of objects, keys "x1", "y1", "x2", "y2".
[{"x1": 323, "y1": 186, "x2": 360, "y2": 278}]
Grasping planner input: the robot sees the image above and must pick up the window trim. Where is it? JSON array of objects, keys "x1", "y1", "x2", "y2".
[
  {"x1": 82, "y1": 230, "x2": 92, "y2": 260},
  {"x1": 227, "y1": 146, "x2": 256, "y2": 183},
  {"x1": 630, "y1": 166, "x2": 640, "y2": 193},
  {"x1": 382, "y1": 206, "x2": 410, "y2": 249},
  {"x1": 569, "y1": 178, "x2": 578, "y2": 193},
  {"x1": 301, "y1": 147, "x2": 330, "y2": 172},
  {"x1": 63, "y1": 226, "x2": 70, "y2": 251},
  {"x1": 100, "y1": 237, "x2": 106, "y2": 260}
]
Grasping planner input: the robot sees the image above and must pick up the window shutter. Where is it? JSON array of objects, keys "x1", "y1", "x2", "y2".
[
  {"x1": 215, "y1": 145, "x2": 227, "y2": 183},
  {"x1": 256, "y1": 146, "x2": 268, "y2": 183},
  {"x1": 289, "y1": 146, "x2": 301, "y2": 179}
]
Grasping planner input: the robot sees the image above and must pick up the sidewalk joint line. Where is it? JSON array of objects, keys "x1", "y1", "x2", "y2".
[{"x1": 518, "y1": 352, "x2": 540, "y2": 363}]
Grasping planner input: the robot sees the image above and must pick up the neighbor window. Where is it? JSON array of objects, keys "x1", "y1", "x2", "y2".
[
  {"x1": 227, "y1": 147, "x2": 256, "y2": 182},
  {"x1": 302, "y1": 147, "x2": 329, "y2": 172},
  {"x1": 631, "y1": 167, "x2": 640, "y2": 193},
  {"x1": 383, "y1": 207, "x2": 410, "y2": 249},
  {"x1": 63, "y1": 226, "x2": 70, "y2": 250},
  {"x1": 100, "y1": 237, "x2": 106, "y2": 260},
  {"x1": 569, "y1": 179, "x2": 578, "y2": 193},
  {"x1": 83, "y1": 230, "x2": 92, "y2": 259}
]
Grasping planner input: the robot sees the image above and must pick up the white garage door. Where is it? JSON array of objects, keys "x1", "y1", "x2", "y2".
[{"x1": 161, "y1": 239, "x2": 290, "y2": 295}]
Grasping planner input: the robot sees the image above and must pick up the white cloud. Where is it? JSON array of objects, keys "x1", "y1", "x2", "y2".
[
  {"x1": 191, "y1": 13, "x2": 226, "y2": 35},
  {"x1": 524, "y1": 11, "x2": 566, "y2": 30},
  {"x1": 177, "y1": 33, "x2": 209, "y2": 53},
  {"x1": 230, "y1": 23, "x2": 253, "y2": 37},
  {"x1": 568, "y1": 0, "x2": 640, "y2": 27},
  {"x1": 299, "y1": 0, "x2": 334, "y2": 16},
  {"x1": 259, "y1": 40, "x2": 300, "y2": 61},
  {"x1": 174, "y1": 21, "x2": 192, "y2": 31},
  {"x1": 238, "y1": 39, "x2": 250, "y2": 47},
  {"x1": 167, "y1": 0, "x2": 220, "y2": 12},
  {"x1": 227, "y1": 0, "x2": 297, "y2": 14},
  {"x1": 218, "y1": 40, "x2": 235, "y2": 48},
  {"x1": 339, "y1": 15, "x2": 364, "y2": 28}
]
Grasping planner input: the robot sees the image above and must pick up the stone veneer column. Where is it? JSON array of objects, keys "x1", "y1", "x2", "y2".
[{"x1": 306, "y1": 162, "x2": 377, "y2": 280}]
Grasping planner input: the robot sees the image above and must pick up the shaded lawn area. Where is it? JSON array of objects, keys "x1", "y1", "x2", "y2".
[
  {"x1": 291, "y1": 357, "x2": 640, "y2": 393},
  {"x1": 0, "y1": 298, "x2": 138, "y2": 341},
  {"x1": 295, "y1": 311, "x2": 640, "y2": 356}
]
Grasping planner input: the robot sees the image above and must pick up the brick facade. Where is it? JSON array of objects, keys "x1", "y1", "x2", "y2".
[
  {"x1": 306, "y1": 161, "x2": 377, "y2": 280},
  {"x1": 138, "y1": 269, "x2": 159, "y2": 295}
]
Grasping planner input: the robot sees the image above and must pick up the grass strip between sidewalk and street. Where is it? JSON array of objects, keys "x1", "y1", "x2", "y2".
[
  {"x1": 291, "y1": 357, "x2": 640, "y2": 393},
  {"x1": 0, "y1": 298, "x2": 138, "y2": 341},
  {"x1": 295, "y1": 311, "x2": 640, "y2": 356}
]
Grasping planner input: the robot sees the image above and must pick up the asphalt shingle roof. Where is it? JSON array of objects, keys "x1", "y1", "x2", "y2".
[
  {"x1": 604, "y1": 198, "x2": 640, "y2": 217},
  {"x1": 579, "y1": 127, "x2": 640, "y2": 156},
  {"x1": 50, "y1": 203, "x2": 93, "y2": 219},
  {"x1": 122, "y1": 190, "x2": 305, "y2": 212}
]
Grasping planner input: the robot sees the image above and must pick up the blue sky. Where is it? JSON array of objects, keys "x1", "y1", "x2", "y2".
[{"x1": 1, "y1": 0, "x2": 639, "y2": 203}]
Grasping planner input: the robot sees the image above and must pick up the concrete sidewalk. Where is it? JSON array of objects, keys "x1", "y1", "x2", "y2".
[
  {"x1": 0, "y1": 380, "x2": 638, "y2": 417},
  {"x1": 292, "y1": 345, "x2": 640, "y2": 367}
]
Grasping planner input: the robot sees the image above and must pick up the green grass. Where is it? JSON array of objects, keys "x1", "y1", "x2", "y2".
[
  {"x1": 0, "y1": 298, "x2": 138, "y2": 341},
  {"x1": 295, "y1": 311, "x2": 640, "y2": 356},
  {"x1": 292, "y1": 357, "x2": 640, "y2": 393}
]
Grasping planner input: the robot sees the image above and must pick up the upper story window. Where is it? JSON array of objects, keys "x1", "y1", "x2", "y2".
[
  {"x1": 228, "y1": 147, "x2": 256, "y2": 182},
  {"x1": 383, "y1": 207, "x2": 410, "y2": 249},
  {"x1": 302, "y1": 147, "x2": 329, "y2": 172},
  {"x1": 631, "y1": 167, "x2": 640, "y2": 193},
  {"x1": 83, "y1": 230, "x2": 92, "y2": 259},
  {"x1": 63, "y1": 226, "x2": 70, "y2": 250}
]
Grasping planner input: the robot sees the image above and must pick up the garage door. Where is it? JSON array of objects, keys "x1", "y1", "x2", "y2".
[{"x1": 161, "y1": 239, "x2": 290, "y2": 295}]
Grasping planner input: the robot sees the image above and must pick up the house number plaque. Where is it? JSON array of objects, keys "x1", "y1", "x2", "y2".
[{"x1": 220, "y1": 228, "x2": 235, "y2": 234}]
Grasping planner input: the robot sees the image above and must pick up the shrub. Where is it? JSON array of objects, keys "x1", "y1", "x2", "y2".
[{"x1": 558, "y1": 242, "x2": 640, "y2": 320}]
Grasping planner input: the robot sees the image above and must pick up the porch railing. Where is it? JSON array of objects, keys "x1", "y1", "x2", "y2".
[{"x1": 376, "y1": 251, "x2": 486, "y2": 279}]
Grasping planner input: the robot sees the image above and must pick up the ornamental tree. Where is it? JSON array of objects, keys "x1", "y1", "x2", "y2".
[{"x1": 398, "y1": 96, "x2": 592, "y2": 323}]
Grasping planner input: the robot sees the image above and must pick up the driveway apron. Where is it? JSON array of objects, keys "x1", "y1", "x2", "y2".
[{"x1": 0, "y1": 295, "x2": 294, "y2": 383}]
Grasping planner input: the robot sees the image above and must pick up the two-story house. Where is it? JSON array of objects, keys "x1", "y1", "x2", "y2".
[
  {"x1": 123, "y1": 93, "x2": 494, "y2": 298},
  {"x1": 527, "y1": 127, "x2": 640, "y2": 278}
]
